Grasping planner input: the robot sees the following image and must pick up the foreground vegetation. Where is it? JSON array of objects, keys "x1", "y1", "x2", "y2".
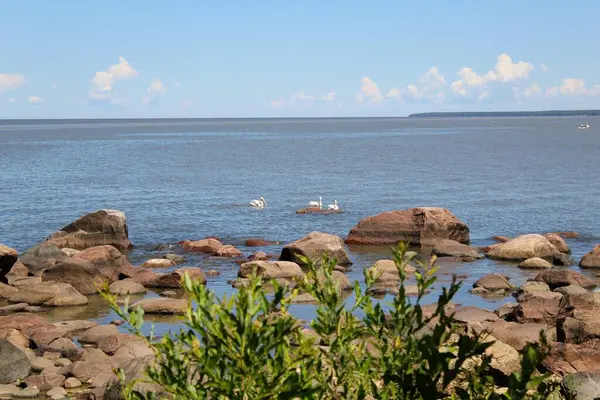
[{"x1": 104, "y1": 243, "x2": 557, "y2": 399}]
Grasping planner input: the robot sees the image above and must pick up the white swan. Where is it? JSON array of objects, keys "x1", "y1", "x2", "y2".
[
  {"x1": 249, "y1": 197, "x2": 267, "y2": 209},
  {"x1": 307, "y1": 196, "x2": 322, "y2": 209},
  {"x1": 327, "y1": 200, "x2": 339, "y2": 211}
]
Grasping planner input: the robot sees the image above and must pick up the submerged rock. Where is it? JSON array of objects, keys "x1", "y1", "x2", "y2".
[
  {"x1": 245, "y1": 238, "x2": 278, "y2": 247},
  {"x1": 280, "y1": 231, "x2": 351, "y2": 266},
  {"x1": 162, "y1": 253, "x2": 185, "y2": 264},
  {"x1": 239, "y1": 261, "x2": 303, "y2": 279},
  {"x1": 472, "y1": 273, "x2": 515, "y2": 296},
  {"x1": 346, "y1": 207, "x2": 470, "y2": 247},
  {"x1": 150, "y1": 267, "x2": 206, "y2": 288},
  {"x1": 130, "y1": 298, "x2": 188, "y2": 314},
  {"x1": 46, "y1": 209, "x2": 132, "y2": 250},
  {"x1": 518, "y1": 257, "x2": 553, "y2": 269},
  {"x1": 181, "y1": 238, "x2": 223, "y2": 255},
  {"x1": 109, "y1": 279, "x2": 147, "y2": 295},
  {"x1": 216, "y1": 245, "x2": 243, "y2": 258}
]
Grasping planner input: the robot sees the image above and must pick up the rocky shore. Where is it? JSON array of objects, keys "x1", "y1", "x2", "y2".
[{"x1": 2, "y1": 207, "x2": 600, "y2": 398}]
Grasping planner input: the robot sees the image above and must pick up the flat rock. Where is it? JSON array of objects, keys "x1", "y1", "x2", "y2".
[
  {"x1": 29, "y1": 324, "x2": 69, "y2": 347},
  {"x1": 78, "y1": 324, "x2": 119, "y2": 345},
  {"x1": 0, "y1": 384, "x2": 20, "y2": 396},
  {"x1": 181, "y1": 238, "x2": 223, "y2": 254},
  {"x1": 0, "y1": 339, "x2": 31, "y2": 384},
  {"x1": 545, "y1": 342, "x2": 600, "y2": 376},
  {"x1": 23, "y1": 373, "x2": 65, "y2": 391},
  {"x1": 454, "y1": 306, "x2": 498, "y2": 324},
  {"x1": 43, "y1": 282, "x2": 88, "y2": 306},
  {"x1": 245, "y1": 238, "x2": 278, "y2": 247},
  {"x1": 477, "y1": 319, "x2": 554, "y2": 350},
  {"x1": 473, "y1": 273, "x2": 514, "y2": 292},
  {"x1": 216, "y1": 245, "x2": 243, "y2": 258},
  {"x1": 432, "y1": 239, "x2": 483, "y2": 261},
  {"x1": 0, "y1": 282, "x2": 19, "y2": 300},
  {"x1": 8, "y1": 282, "x2": 60, "y2": 305},
  {"x1": 239, "y1": 260, "x2": 303, "y2": 279},
  {"x1": 280, "y1": 231, "x2": 352, "y2": 266},
  {"x1": 533, "y1": 269, "x2": 597, "y2": 290},
  {"x1": 580, "y1": 245, "x2": 600, "y2": 269},
  {"x1": 46, "y1": 209, "x2": 132, "y2": 250},
  {"x1": 31, "y1": 356, "x2": 55, "y2": 372},
  {"x1": 52, "y1": 319, "x2": 97, "y2": 334},
  {"x1": 487, "y1": 234, "x2": 560, "y2": 262},
  {"x1": 13, "y1": 387, "x2": 40, "y2": 398},
  {"x1": 512, "y1": 291, "x2": 563, "y2": 324},
  {"x1": 46, "y1": 387, "x2": 67, "y2": 399},
  {"x1": 518, "y1": 257, "x2": 553, "y2": 269},
  {"x1": 109, "y1": 279, "x2": 146, "y2": 295},
  {"x1": 555, "y1": 284, "x2": 588, "y2": 295},
  {"x1": 345, "y1": 207, "x2": 470, "y2": 246},
  {"x1": 519, "y1": 281, "x2": 551, "y2": 294},
  {"x1": 130, "y1": 298, "x2": 188, "y2": 314},
  {"x1": 64, "y1": 377, "x2": 82, "y2": 388},
  {"x1": 142, "y1": 258, "x2": 175, "y2": 268}
]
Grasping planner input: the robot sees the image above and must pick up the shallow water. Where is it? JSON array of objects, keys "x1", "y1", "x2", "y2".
[{"x1": 1, "y1": 117, "x2": 599, "y2": 335}]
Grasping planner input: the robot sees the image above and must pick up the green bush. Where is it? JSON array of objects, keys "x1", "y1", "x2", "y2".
[{"x1": 104, "y1": 243, "x2": 557, "y2": 399}]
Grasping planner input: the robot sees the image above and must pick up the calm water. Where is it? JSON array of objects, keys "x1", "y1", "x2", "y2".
[{"x1": 1, "y1": 117, "x2": 599, "y2": 333}]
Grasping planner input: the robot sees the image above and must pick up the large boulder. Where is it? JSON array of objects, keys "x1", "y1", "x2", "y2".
[
  {"x1": 345, "y1": 207, "x2": 470, "y2": 247},
  {"x1": 486, "y1": 234, "x2": 560, "y2": 262},
  {"x1": 280, "y1": 232, "x2": 351, "y2": 266},
  {"x1": 0, "y1": 339, "x2": 31, "y2": 384},
  {"x1": 532, "y1": 270, "x2": 597, "y2": 290},
  {"x1": 473, "y1": 319, "x2": 554, "y2": 351},
  {"x1": 0, "y1": 244, "x2": 18, "y2": 284},
  {"x1": 239, "y1": 261, "x2": 303, "y2": 280},
  {"x1": 46, "y1": 209, "x2": 132, "y2": 250},
  {"x1": 580, "y1": 245, "x2": 600, "y2": 269},
  {"x1": 105, "y1": 355, "x2": 166, "y2": 400},
  {"x1": 109, "y1": 279, "x2": 146, "y2": 295},
  {"x1": 41, "y1": 245, "x2": 130, "y2": 294},
  {"x1": 432, "y1": 239, "x2": 482, "y2": 261},
  {"x1": 512, "y1": 291, "x2": 563, "y2": 324}
]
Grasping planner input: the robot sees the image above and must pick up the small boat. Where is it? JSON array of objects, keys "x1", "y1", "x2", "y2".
[{"x1": 578, "y1": 123, "x2": 590, "y2": 130}]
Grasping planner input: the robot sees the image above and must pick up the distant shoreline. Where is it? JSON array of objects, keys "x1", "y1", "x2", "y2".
[{"x1": 409, "y1": 110, "x2": 600, "y2": 118}]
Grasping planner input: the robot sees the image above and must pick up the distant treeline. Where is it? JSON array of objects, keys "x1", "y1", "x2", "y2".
[{"x1": 408, "y1": 110, "x2": 600, "y2": 118}]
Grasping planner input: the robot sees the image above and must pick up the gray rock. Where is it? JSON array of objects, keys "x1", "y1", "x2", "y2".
[
  {"x1": 0, "y1": 384, "x2": 20, "y2": 397},
  {"x1": 555, "y1": 285, "x2": 588, "y2": 295},
  {"x1": 46, "y1": 387, "x2": 67, "y2": 399},
  {"x1": 64, "y1": 377, "x2": 82, "y2": 388},
  {"x1": 162, "y1": 253, "x2": 185, "y2": 264},
  {"x1": 562, "y1": 372, "x2": 600, "y2": 400},
  {"x1": 0, "y1": 339, "x2": 31, "y2": 384},
  {"x1": 14, "y1": 387, "x2": 40, "y2": 398}
]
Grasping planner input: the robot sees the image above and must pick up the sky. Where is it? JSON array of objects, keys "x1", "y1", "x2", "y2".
[{"x1": 1, "y1": 1, "x2": 600, "y2": 118}]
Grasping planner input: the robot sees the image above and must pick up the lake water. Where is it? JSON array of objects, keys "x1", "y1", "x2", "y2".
[{"x1": 1, "y1": 117, "x2": 599, "y2": 334}]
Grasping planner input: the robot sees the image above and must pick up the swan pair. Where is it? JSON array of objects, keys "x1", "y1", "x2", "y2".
[
  {"x1": 307, "y1": 196, "x2": 339, "y2": 211},
  {"x1": 249, "y1": 197, "x2": 267, "y2": 209}
]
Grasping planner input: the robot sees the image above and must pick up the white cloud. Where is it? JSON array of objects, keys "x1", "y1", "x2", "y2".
[
  {"x1": 148, "y1": 78, "x2": 166, "y2": 94},
  {"x1": 321, "y1": 91, "x2": 336, "y2": 102},
  {"x1": 0, "y1": 73, "x2": 26, "y2": 94},
  {"x1": 386, "y1": 87, "x2": 401, "y2": 99},
  {"x1": 27, "y1": 96, "x2": 43, "y2": 105},
  {"x1": 290, "y1": 91, "x2": 314, "y2": 103},
  {"x1": 89, "y1": 57, "x2": 138, "y2": 103},
  {"x1": 355, "y1": 93, "x2": 364, "y2": 103},
  {"x1": 513, "y1": 82, "x2": 542, "y2": 99},
  {"x1": 420, "y1": 67, "x2": 445, "y2": 89},
  {"x1": 269, "y1": 97, "x2": 286, "y2": 109},
  {"x1": 540, "y1": 64, "x2": 549, "y2": 72},
  {"x1": 359, "y1": 77, "x2": 383, "y2": 103},
  {"x1": 546, "y1": 78, "x2": 589, "y2": 96},
  {"x1": 451, "y1": 53, "x2": 533, "y2": 97},
  {"x1": 8, "y1": 98, "x2": 16, "y2": 104},
  {"x1": 476, "y1": 87, "x2": 491, "y2": 102}
]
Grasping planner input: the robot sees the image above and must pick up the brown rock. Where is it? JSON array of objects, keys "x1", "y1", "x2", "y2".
[
  {"x1": 161, "y1": 253, "x2": 185, "y2": 264},
  {"x1": 7, "y1": 261, "x2": 29, "y2": 277},
  {"x1": 346, "y1": 207, "x2": 470, "y2": 246},
  {"x1": 0, "y1": 244, "x2": 18, "y2": 284},
  {"x1": 245, "y1": 238, "x2": 278, "y2": 247},
  {"x1": 473, "y1": 273, "x2": 514, "y2": 293},
  {"x1": 142, "y1": 258, "x2": 175, "y2": 268},
  {"x1": 247, "y1": 251, "x2": 270, "y2": 261},
  {"x1": 150, "y1": 267, "x2": 206, "y2": 288},
  {"x1": 79, "y1": 324, "x2": 119, "y2": 345},
  {"x1": 2, "y1": 328, "x2": 29, "y2": 349},
  {"x1": 43, "y1": 282, "x2": 88, "y2": 306},
  {"x1": 46, "y1": 209, "x2": 132, "y2": 250},
  {"x1": 280, "y1": 231, "x2": 352, "y2": 266},
  {"x1": 486, "y1": 234, "x2": 560, "y2": 262},
  {"x1": 41, "y1": 245, "x2": 130, "y2": 294},
  {"x1": 24, "y1": 373, "x2": 65, "y2": 391},
  {"x1": 555, "y1": 285, "x2": 588, "y2": 295},
  {"x1": 64, "y1": 377, "x2": 82, "y2": 388},
  {"x1": 239, "y1": 261, "x2": 303, "y2": 279},
  {"x1": 518, "y1": 281, "x2": 550, "y2": 294},
  {"x1": 118, "y1": 265, "x2": 159, "y2": 286},
  {"x1": 47, "y1": 337, "x2": 78, "y2": 353},
  {"x1": 104, "y1": 355, "x2": 165, "y2": 400},
  {"x1": 216, "y1": 245, "x2": 243, "y2": 258},
  {"x1": 181, "y1": 238, "x2": 223, "y2": 254},
  {"x1": 52, "y1": 319, "x2": 97, "y2": 334},
  {"x1": 543, "y1": 233, "x2": 571, "y2": 254},
  {"x1": 454, "y1": 306, "x2": 498, "y2": 324},
  {"x1": 486, "y1": 339, "x2": 520, "y2": 377},
  {"x1": 7, "y1": 282, "x2": 60, "y2": 305},
  {"x1": 29, "y1": 325, "x2": 69, "y2": 347},
  {"x1": 492, "y1": 236, "x2": 511, "y2": 243},
  {"x1": 130, "y1": 298, "x2": 188, "y2": 314},
  {"x1": 518, "y1": 257, "x2": 553, "y2": 269},
  {"x1": 206, "y1": 269, "x2": 220, "y2": 276},
  {"x1": 545, "y1": 341, "x2": 600, "y2": 375},
  {"x1": 19, "y1": 242, "x2": 68, "y2": 276},
  {"x1": 0, "y1": 282, "x2": 19, "y2": 299},
  {"x1": 580, "y1": 245, "x2": 600, "y2": 269},
  {"x1": 556, "y1": 293, "x2": 600, "y2": 343},
  {"x1": 0, "y1": 314, "x2": 48, "y2": 337},
  {"x1": 71, "y1": 349, "x2": 115, "y2": 382},
  {"x1": 432, "y1": 239, "x2": 483, "y2": 261},
  {"x1": 478, "y1": 319, "x2": 554, "y2": 350},
  {"x1": 0, "y1": 339, "x2": 31, "y2": 384},
  {"x1": 512, "y1": 291, "x2": 563, "y2": 324},
  {"x1": 555, "y1": 231, "x2": 579, "y2": 238},
  {"x1": 532, "y1": 269, "x2": 597, "y2": 290},
  {"x1": 109, "y1": 279, "x2": 146, "y2": 295},
  {"x1": 370, "y1": 259, "x2": 416, "y2": 276}
]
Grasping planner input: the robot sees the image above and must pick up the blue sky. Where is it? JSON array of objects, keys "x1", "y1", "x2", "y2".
[{"x1": 1, "y1": 1, "x2": 599, "y2": 118}]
